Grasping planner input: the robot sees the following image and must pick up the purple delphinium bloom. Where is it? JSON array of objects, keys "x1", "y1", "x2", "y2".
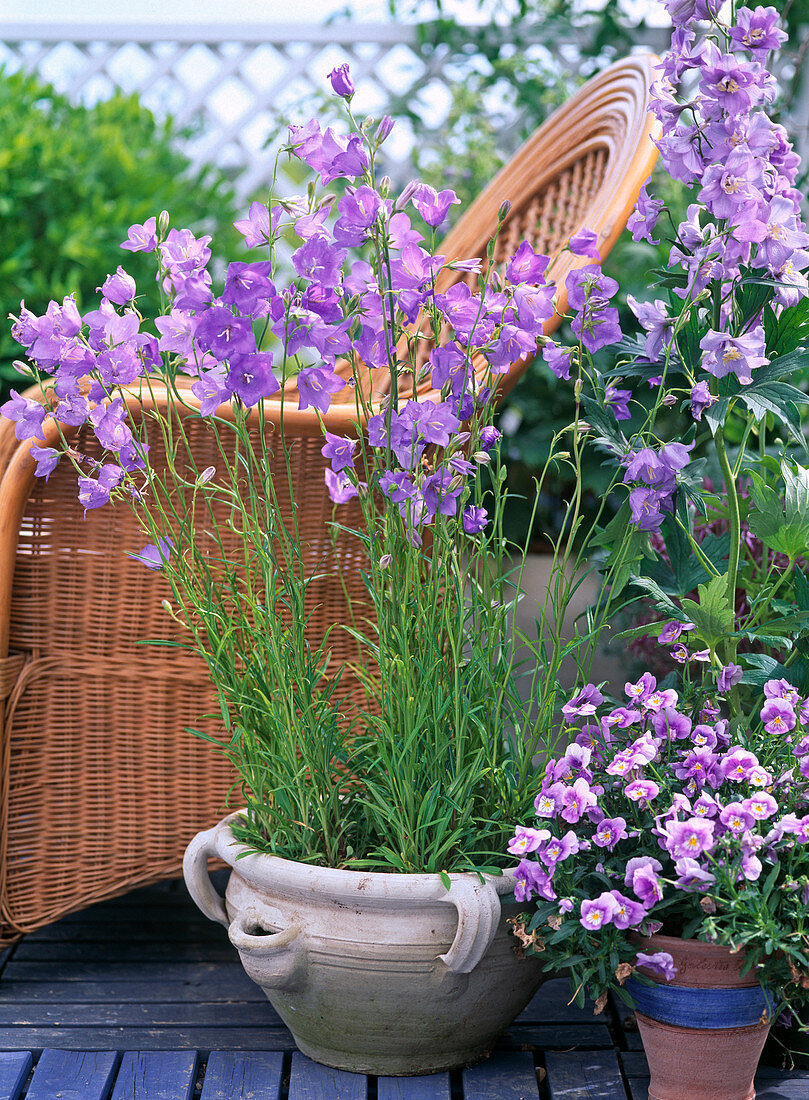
[
  {"x1": 700, "y1": 327, "x2": 769, "y2": 385},
  {"x1": 718, "y1": 663, "x2": 743, "y2": 693},
  {"x1": 568, "y1": 227, "x2": 601, "y2": 260},
  {"x1": 627, "y1": 181, "x2": 664, "y2": 245},
  {"x1": 0, "y1": 390, "x2": 47, "y2": 441},
  {"x1": 635, "y1": 951, "x2": 677, "y2": 981},
  {"x1": 580, "y1": 893, "x2": 619, "y2": 931},
  {"x1": 730, "y1": 6, "x2": 787, "y2": 55},
  {"x1": 100, "y1": 266, "x2": 137, "y2": 305},
  {"x1": 626, "y1": 296, "x2": 674, "y2": 362},
  {"x1": 121, "y1": 217, "x2": 157, "y2": 253},
  {"x1": 128, "y1": 537, "x2": 174, "y2": 571},
  {"x1": 761, "y1": 698, "x2": 797, "y2": 735},
  {"x1": 507, "y1": 826, "x2": 550, "y2": 857},
  {"x1": 297, "y1": 367, "x2": 346, "y2": 414},
  {"x1": 462, "y1": 506, "x2": 488, "y2": 535},
  {"x1": 29, "y1": 445, "x2": 59, "y2": 480},
  {"x1": 328, "y1": 63, "x2": 354, "y2": 98}
]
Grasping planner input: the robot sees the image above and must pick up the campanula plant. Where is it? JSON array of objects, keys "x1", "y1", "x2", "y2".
[{"x1": 0, "y1": 66, "x2": 608, "y2": 877}]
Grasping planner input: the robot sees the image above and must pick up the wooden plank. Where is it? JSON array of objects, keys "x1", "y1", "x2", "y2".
[
  {"x1": 0, "y1": 1000, "x2": 285, "y2": 1028},
  {"x1": 26, "y1": 1050, "x2": 118, "y2": 1100},
  {"x1": 545, "y1": 1051, "x2": 628, "y2": 1099},
  {"x1": 377, "y1": 1073, "x2": 451, "y2": 1099},
  {"x1": 200, "y1": 1052, "x2": 284, "y2": 1100},
  {"x1": 500, "y1": 1024, "x2": 614, "y2": 1051},
  {"x1": 755, "y1": 1083, "x2": 809, "y2": 1100},
  {"x1": 463, "y1": 1052, "x2": 539, "y2": 1100},
  {"x1": 0, "y1": 1052, "x2": 32, "y2": 1100},
  {"x1": 0, "y1": 1028, "x2": 296, "y2": 1053},
  {"x1": 287, "y1": 1053, "x2": 367, "y2": 1100},
  {"x1": 3, "y1": 961, "x2": 250, "y2": 982},
  {"x1": 0, "y1": 978, "x2": 266, "y2": 1005},
  {"x1": 110, "y1": 1051, "x2": 198, "y2": 1100},
  {"x1": 517, "y1": 980, "x2": 602, "y2": 1025},
  {"x1": 25, "y1": 921, "x2": 229, "y2": 944},
  {"x1": 618, "y1": 1053, "x2": 646, "y2": 1076},
  {"x1": 13, "y1": 942, "x2": 237, "y2": 963}
]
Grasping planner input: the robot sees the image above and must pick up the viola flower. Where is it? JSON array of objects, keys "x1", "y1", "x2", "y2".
[
  {"x1": 609, "y1": 891, "x2": 646, "y2": 930},
  {"x1": 673, "y1": 858, "x2": 716, "y2": 891},
  {"x1": 722, "y1": 749, "x2": 760, "y2": 781},
  {"x1": 593, "y1": 816, "x2": 627, "y2": 849},
  {"x1": 635, "y1": 951, "x2": 677, "y2": 982},
  {"x1": 539, "y1": 830, "x2": 580, "y2": 866},
  {"x1": 720, "y1": 803, "x2": 755, "y2": 836},
  {"x1": 558, "y1": 777, "x2": 598, "y2": 823},
  {"x1": 764, "y1": 679, "x2": 801, "y2": 706},
  {"x1": 761, "y1": 698, "x2": 797, "y2": 735},
  {"x1": 743, "y1": 792, "x2": 778, "y2": 821},
  {"x1": 562, "y1": 684, "x2": 604, "y2": 720},
  {"x1": 718, "y1": 664, "x2": 743, "y2": 694},
  {"x1": 507, "y1": 826, "x2": 550, "y2": 857},
  {"x1": 580, "y1": 893, "x2": 619, "y2": 931},
  {"x1": 631, "y1": 863, "x2": 664, "y2": 907},
  {"x1": 534, "y1": 790, "x2": 557, "y2": 818},
  {"x1": 625, "y1": 779, "x2": 660, "y2": 803}
]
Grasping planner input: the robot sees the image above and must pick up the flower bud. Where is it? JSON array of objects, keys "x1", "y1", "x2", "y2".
[
  {"x1": 498, "y1": 200, "x2": 512, "y2": 222},
  {"x1": 379, "y1": 553, "x2": 392, "y2": 569},
  {"x1": 472, "y1": 451, "x2": 491, "y2": 465},
  {"x1": 160, "y1": 599, "x2": 172, "y2": 614},
  {"x1": 197, "y1": 465, "x2": 216, "y2": 485},
  {"x1": 158, "y1": 210, "x2": 170, "y2": 234},
  {"x1": 328, "y1": 63, "x2": 355, "y2": 99},
  {"x1": 375, "y1": 115, "x2": 395, "y2": 144},
  {"x1": 12, "y1": 359, "x2": 33, "y2": 375},
  {"x1": 574, "y1": 378, "x2": 583, "y2": 400},
  {"x1": 378, "y1": 176, "x2": 391, "y2": 199}
]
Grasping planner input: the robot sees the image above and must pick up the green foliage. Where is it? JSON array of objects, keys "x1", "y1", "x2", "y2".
[{"x1": 0, "y1": 67, "x2": 240, "y2": 398}]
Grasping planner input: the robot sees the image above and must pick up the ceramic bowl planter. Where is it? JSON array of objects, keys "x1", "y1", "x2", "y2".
[
  {"x1": 626, "y1": 935, "x2": 774, "y2": 1100},
  {"x1": 183, "y1": 812, "x2": 546, "y2": 1075}
]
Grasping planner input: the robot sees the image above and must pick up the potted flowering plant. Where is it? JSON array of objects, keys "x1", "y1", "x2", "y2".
[
  {"x1": 0, "y1": 60, "x2": 615, "y2": 1075},
  {"x1": 507, "y1": 0, "x2": 809, "y2": 1095}
]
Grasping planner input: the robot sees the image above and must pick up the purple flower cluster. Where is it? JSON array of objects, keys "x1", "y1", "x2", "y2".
[
  {"x1": 1, "y1": 67, "x2": 556, "y2": 539},
  {"x1": 651, "y1": 7, "x2": 808, "y2": 311},
  {"x1": 621, "y1": 442, "x2": 693, "y2": 531},
  {"x1": 509, "y1": 671, "x2": 809, "y2": 943}
]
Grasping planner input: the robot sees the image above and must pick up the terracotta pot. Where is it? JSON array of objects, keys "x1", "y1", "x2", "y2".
[
  {"x1": 626, "y1": 934, "x2": 774, "y2": 1100},
  {"x1": 183, "y1": 812, "x2": 546, "y2": 1075}
]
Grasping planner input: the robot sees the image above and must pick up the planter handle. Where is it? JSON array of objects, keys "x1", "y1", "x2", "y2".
[
  {"x1": 438, "y1": 877, "x2": 501, "y2": 974},
  {"x1": 182, "y1": 822, "x2": 230, "y2": 928},
  {"x1": 228, "y1": 908, "x2": 305, "y2": 991}
]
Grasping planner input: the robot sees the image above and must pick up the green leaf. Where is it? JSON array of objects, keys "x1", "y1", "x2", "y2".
[
  {"x1": 680, "y1": 573, "x2": 734, "y2": 651},
  {"x1": 748, "y1": 464, "x2": 809, "y2": 560}
]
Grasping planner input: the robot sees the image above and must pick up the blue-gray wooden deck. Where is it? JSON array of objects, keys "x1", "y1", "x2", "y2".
[{"x1": 0, "y1": 876, "x2": 806, "y2": 1099}]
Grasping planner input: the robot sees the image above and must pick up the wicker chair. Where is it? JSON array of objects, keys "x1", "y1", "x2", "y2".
[{"x1": 0, "y1": 54, "x2": 658, "y2": 943}]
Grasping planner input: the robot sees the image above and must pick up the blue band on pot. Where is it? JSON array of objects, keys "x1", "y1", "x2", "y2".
[{"x1": 625, "y1": 977, "x2": 775, "y2": 1029}]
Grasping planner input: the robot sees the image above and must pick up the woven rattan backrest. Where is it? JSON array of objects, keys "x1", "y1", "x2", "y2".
[
  {"x1": 0, "y1": 393, "x2": 369, "y2": 939},
  {"x1": 0, "y1": 54, "x2": 657, "y2": 941}
]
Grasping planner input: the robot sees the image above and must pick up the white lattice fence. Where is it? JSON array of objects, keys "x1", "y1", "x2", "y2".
[{"x1": 0, "y1": 21, "x2": 500, "y2": 202}]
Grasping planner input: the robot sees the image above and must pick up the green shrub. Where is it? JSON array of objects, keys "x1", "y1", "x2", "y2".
[{"x1": 0, "y1": 68, "x2": 241, "y2": 399}]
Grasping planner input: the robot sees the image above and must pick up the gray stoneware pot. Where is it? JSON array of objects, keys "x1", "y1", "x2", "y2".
[{"x1": 183, "y1": 812, "x2": 546, "y2": 1075}]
